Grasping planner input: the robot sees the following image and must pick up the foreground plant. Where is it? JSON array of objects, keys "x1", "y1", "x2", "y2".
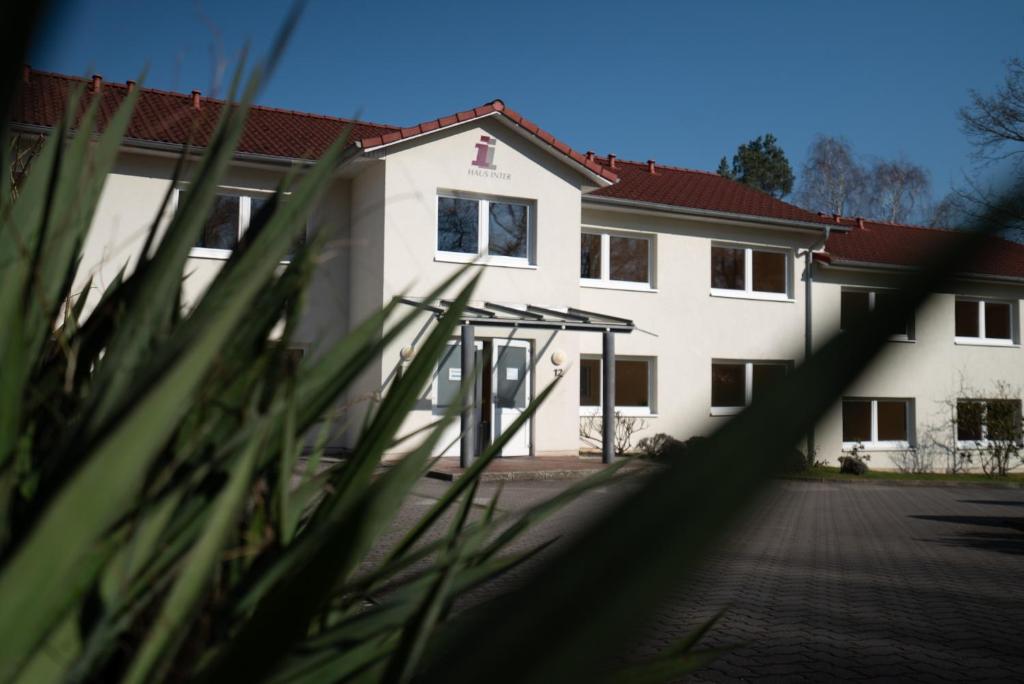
[{"x1": 0, "y1": 32, "x2": 649, "y2": 683}]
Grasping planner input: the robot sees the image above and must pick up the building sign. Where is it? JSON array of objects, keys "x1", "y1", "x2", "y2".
[{"x1": 468, "y1": 135, "x2": 511, "y2": 180}]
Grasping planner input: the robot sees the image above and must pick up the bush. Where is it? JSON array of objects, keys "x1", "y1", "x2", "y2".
[{"x1": 839, "y1": 455, "x2": 870, "y2": 475}]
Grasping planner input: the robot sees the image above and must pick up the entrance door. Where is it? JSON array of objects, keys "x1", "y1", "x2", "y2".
[
  {"x1": 433, "y1": 338, "x2": 532, "y2": 457},
  {"x1": 433, "y1": 340, "x2": 483, "y2": 457},
  {"x1": 491, "y1": 339, "x2": 531, "y2": 456}
]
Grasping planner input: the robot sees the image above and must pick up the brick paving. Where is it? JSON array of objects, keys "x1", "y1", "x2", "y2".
[{"x1": 385, "y1": 478, "x2": 1024, "y2": 681}]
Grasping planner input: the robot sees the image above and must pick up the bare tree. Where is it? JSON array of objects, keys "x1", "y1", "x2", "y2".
[
  {"x1": 580, "y1": 412, "x2": 648, "y2": 457},
  {"x1": 796, "y1": 135, "x2": 866, "y2": 216},
  {"x1": 865, "y1": 158, "x2": 931, "y2": 223},
  {"x1": 959, "y1": 57, "x2": 1024, "y2": 168}
]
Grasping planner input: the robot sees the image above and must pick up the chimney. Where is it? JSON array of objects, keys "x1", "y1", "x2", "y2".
[
  {"x1": 126, "y1": 80, "x2": 136, "y2": 93},
  {"x1": 191, "y1": 90, "x2": 201, "y2": 111},
  {"x1": 91, "y1": 74, "x2": 102, "y2": 93},
  {"x1": 856, "y1": 217, "x2": 866, "y2": 230},
  {"x1": 647, "y1": 159, "x2": 657, "y2": 174},
  {"x1": 23, "y1": 65, "x2": 30, "y2": 84},
  {"x1": 585, "y1": 150, "x2": 595, "y2": 162},
  {"x1": 608, "y1": 153, "x2": 617, "y2": 169}
]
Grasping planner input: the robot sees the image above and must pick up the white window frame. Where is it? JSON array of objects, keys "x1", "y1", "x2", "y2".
[
  {"x1": 435, "y1": 192, "x2": 536, "y2": 268},
  {"x1": 579, "y1": 229, "x2": 656, "y2": 291},
  {"x1": 955, "y1": 398, "x2": 1024, "y2": 448},
  {"x1": 176, "y1": 187, "x2": 292, "y2": 261},
  {"x1": 840, "y1": 287, "x2": 914, "y2": 341},
  {"x1": 841, "y1": 398, "x2": 914, "y2": 450},
  {"x1": 710, "y1": 243, "x2": 792, "y2": 302},
  {"x1": 578, "y1": 355, "x2": 656, "y2": 417},
  {"x1": 954, "y1": 297, "x2": 1017, "y2": 347},
  {"x1": 710, "y1": 360, "x2": 790, "y2": 416}
]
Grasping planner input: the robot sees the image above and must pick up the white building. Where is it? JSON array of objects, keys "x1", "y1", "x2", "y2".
[{"x1": 12, "y1": 69, "x2": 1024, "y2": 471}]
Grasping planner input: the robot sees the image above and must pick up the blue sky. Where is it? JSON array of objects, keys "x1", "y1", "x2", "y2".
[{"x1": 29, "y1": 0, "x2": 1024, "y2": 209}]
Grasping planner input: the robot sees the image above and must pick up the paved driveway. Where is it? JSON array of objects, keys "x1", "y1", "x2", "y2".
[{"x1": 397, "y1": 478, "x2": 1024, "y2": 681}]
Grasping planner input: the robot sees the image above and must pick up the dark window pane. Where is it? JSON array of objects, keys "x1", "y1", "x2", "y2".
[
  {"x1": 712, "y1": 363, "x2": 745, "y2": 407},
  {"x1": 986, "y1": 400, "x2": 1021, "y2": 441},
  {"x1": 437, "y1": 197, "x2": 478, "y2": 254},
  {"x1": 609, "y1": 236, "x2": 649, "y2": 284},
  {"x1": 579, "y1": 358, "x2": 600, "y2": 406},
  {"x1": 488, "y1": 202, "x2": 529, "y2": 258},
  {"x1": 877, "y1": 400, "x2": 908, "y2": 441},
  {"x1": 752, "y1": 250, "x2": 786, "y2": 293},
  {"x1": 872, "y1": 291, "x2": 912, "y2": 337},
  {"x1": 985, "y1": 301, "x2": 1012, "y2": 339},
  {"x1": 711, "y1": 246, "x2": 745, "y2": 290},
  {"x1": 842, "y1": 400, "x2": 871, "y2": 442},
  {"x1": 957, "y1": 400, "x2": 984, "y2": 441},
  {"x1": 840, "y1": 291, "x2": 870, "y2": 332},
  {"x1": 615, "y1": 360, "x2": 649, "y2": 407},
  {"x1": 580, "y1": 234, "x2": 602, "y2": 279},
  {"x1": 751, "y1": 363, "x2": 786, "y2": 400},
  {"x1": 955, "y1": 300, "x2": 979, "y2": 337},
  {"x1": 195, "y1": 194, "x2": 239, "y2": 250}
]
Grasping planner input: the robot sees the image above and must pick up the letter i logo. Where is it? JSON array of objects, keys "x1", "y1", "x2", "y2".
[{"x1": 472, "y1": 135, "x2": 497, "y2": 169}]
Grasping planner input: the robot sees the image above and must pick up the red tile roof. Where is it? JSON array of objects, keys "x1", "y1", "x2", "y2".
[
  {"x1": 356, "y1": 99, "x2": 618, "y2": 183},
  {"x1": 587, "y1": 157, "x2": 832, "y2": 226},
  {"x1": 10, "y1": 69, "x2": 397, "y2": 160},
  {"x1": 820, "y1": 217, "x2": 1024, "y2": 280},
  {"x1": 13, "y1": 69, "x2": 1024, "y2": 279}
]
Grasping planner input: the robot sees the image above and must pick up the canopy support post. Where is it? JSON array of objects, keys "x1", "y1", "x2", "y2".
[
  {"x1": 460, "y1": 324, "x2": 476, "y2": 469},
  {"x1": 602, "y1": 330, "x2": 615, "y2": 464}
]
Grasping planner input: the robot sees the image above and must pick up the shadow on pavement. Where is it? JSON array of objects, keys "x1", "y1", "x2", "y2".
[
  {"x1": 958, "y1": 499, "x2": 1024, "y2": 507},
  {"x1": 911, "y1": 514, "x2": 1024, "y2": 555}
]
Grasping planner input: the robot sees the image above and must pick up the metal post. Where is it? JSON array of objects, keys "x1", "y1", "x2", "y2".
[
  {"x1": 602, "y1": 330, "x2": 615, "y2": 464},
  {"x1": 804, "y1": 250, "x2": 815, "y2": 463},
  {"x1": 460, "y1": 324, "x2": 476, "y2": 469}
]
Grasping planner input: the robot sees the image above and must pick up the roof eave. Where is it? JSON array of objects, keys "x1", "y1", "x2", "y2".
[
  {"x1": 9, "y1": 122, "x2": 362, "y2": 169},
  {"x1": 583, "y1": 194, "x2": 846, "y2": 233},
  {"x1": 820, "y1": 256, "x2": 1024, "y2": 285},
  {"x1": 356, "y1": 111, "x2": 616, "y2": 188}
]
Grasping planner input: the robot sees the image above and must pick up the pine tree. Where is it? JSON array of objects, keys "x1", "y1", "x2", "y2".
[
  {"x1": 716, "y1": 156, "x2": 733, "y2": 179},
  {"x1": 726, "y1": 133, "x2": 795, "y2": 198}
]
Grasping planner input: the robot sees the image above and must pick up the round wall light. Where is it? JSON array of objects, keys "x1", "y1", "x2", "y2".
[{"x1": 550, "y1": 350, "x2": 567, "y2": 367}]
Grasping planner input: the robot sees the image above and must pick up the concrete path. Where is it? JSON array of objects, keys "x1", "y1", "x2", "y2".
[{"x1": 389, "y1": 478, "x2": 1024, "y2": 681}]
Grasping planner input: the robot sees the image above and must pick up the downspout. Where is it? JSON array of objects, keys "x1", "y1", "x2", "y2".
[{"x1": 802, "y1": 226, "x2": 831, "y2": 463}]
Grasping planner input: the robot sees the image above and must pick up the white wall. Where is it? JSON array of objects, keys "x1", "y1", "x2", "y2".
[
  {"x1": 812, "y1": 266, "x2": 1024, "y2": 471},
  {"x1": 579, "y1": 205, "x2": 822, "y2": 448},
  {"x1": 373, "y1": 118, "x2": 593, "y2": 457}
]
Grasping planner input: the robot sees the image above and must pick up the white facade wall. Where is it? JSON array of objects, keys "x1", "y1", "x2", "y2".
[{"x1": 73, "y1": 125, "x2": 1024, "y2": 470}]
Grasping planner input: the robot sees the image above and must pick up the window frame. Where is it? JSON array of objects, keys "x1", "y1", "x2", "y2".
[
  {"x1": 954, "y1": 297, "x2": 1017, "y2": 347},
  {"x1": 176, "y1": 187, "x2": 298, "y2": 262},
  {"x1": 579, "y1": 229, "x2": 656, "y2": 291},
  {"x1": 956, "y1": 398, "x2": 1024, "y2": 448},
  {"x1": 841, "y1": 397, "x2": 914, "y2": 450},
  {"x1": 578, "y1": 355, "x2": 657, "y2": 417},
  {"x1": 710, "y1": 243, "x2": 792, "y2": 301},
  {"x1": 710, "y1": 360, "x2": 791, "y2": 416},
  {"x1": 435, "y1": 191, "x2": 536, "y2": 268},
  {"x1": 839, "y1": 287, "x2": 915, "y2": 341}
]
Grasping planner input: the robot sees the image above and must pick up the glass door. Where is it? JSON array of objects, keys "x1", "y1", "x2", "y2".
[{"x1": 492, "y1": 339, "x2": 531, "y2": 456}]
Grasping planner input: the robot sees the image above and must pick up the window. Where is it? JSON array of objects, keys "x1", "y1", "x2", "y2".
[
  {"x1": 710, "y1": 361, "x2": 789, "y2": 415},
  {"x1": 580, "y1": 231, "x2": 653, "y2": 289},
  {"x1": 842, "y1": 398, "x2": 913, "y2": 447},
  {"x1": 437, "y1": 194, "x2": 533, "y2": 265},
  {"x1": 955, "y1": 298, "x2": 1015, "y2": 345},
  {"x1": 178, "y1": 189, "x2": 289, "y2": 259},
  {"x1": 840, "y1": 289, "x2": 913, "y2": 339},
  {"x1": 711, "y1": 245, "x2": 789, "y2": 299},
  {"x1": 957, "y1": 399, "x2": 1022, "y2": 445},
  {"x1": 579, "y1": 357, "x2": 654, "y2": 415}
]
